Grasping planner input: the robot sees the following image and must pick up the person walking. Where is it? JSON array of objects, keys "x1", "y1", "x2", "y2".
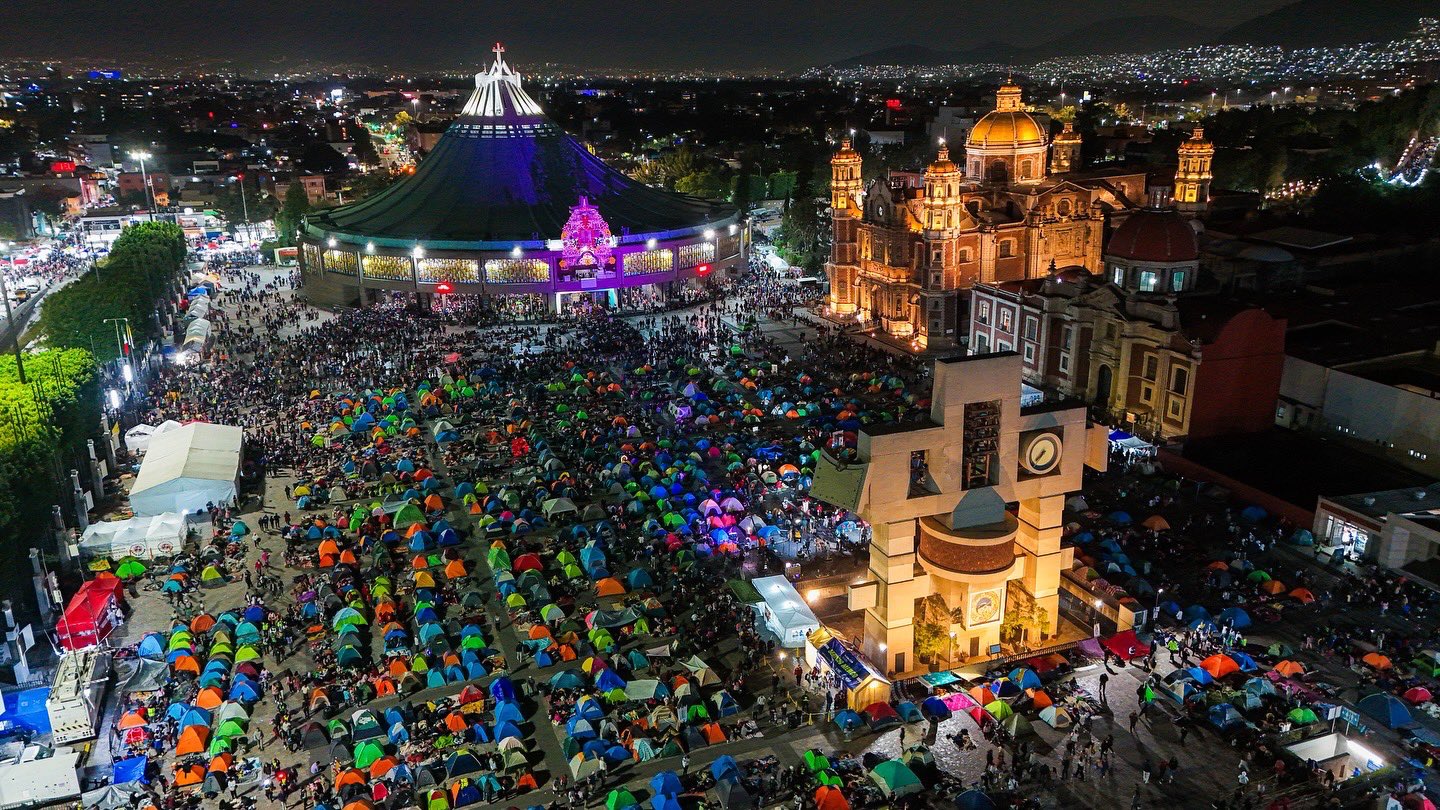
[
  {"x1": 1128, "y1": 711, "x2": 1139, "y2": 734},
  {"x1": 1098, "y1": 671, "x2": 1109, "y2": 701}
]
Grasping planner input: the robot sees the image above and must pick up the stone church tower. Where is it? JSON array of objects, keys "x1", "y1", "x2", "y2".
[
  {"x1": 827, "y1": 137, "x2": 863, "y2": 315},
  {"x1": 1175, "y1": 126, "x2": 1214, "y2": 216}
]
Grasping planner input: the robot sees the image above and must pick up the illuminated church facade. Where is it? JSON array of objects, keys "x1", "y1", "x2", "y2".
[{"x1": 825, "y1": 83, "x2": 1152, "y2": 351}]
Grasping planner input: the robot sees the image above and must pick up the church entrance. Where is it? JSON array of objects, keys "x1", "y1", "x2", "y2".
[
  {"x1": 556, "y1": 289, "x2": 616, "y2": 317},
  {"x1": 1095, "y1": 365, "x2": 1113, "y2": 407}
]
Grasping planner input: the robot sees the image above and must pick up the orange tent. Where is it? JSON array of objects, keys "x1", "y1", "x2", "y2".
[
  {"x1": 339, "y1": 549, "x2": 359, "y2": 566},
  {"x1": 369, "y1": 756, "x2": 399, "y2": 779},
  {"x1": 176, "y1": 725, "x2": 210, "y2": 756},
  {"x1": 423, "y1": 494, "x2": 444, "y2": 512},
  {"x1": 815, "y1": 786, "x2": 851, "y2": 810},
  {"x1": 1028, "y1": 689, "x2": 1053, "y2": 710},
  {"x1": 469, "y1": 502, "x2": 482, "y2": 515},
  {"x1": 189, "y1": 613, "x2": 216, "y2": 633},
  {"x1": 209, "y1": 753, "x2": 234, "y2": 773},
  {"x1": 595, "y1": 578, "x2": 626, "y2": 597},
  {"x1": 1362, "y1": 652, "x2": 1393, "y2": 670},
  {"x1": 318, "y1": 539, "x2": 340, "y2": 557},
  {"x1": 516, "y1": 772, "x2": 538, "y2": 790},
  {"x1": 444, "y1": 711, "x2": 467, "y2": 733},
  {"x1": 374, "y1": 678, "x2": 397, "y2": 697},
  {"x1": 968, "y1": 686, "x2": 996, "y2": 704},
  {"x1": 405, "y1": 522, "x2": 427, "y2": 538},
  {"x1": 1259, "y1": 580, "x2": 1286, "y2": 595},
  {"x1": 1289, "y1": 588, "x2": 1316, "y2": 604},
  {"x1": 1274, "y1": 660, "x2": 1305, "y2": 677},
  {"x1": 388, "y1": 658, "x2": 411, "y2": 677},
  {"x1": 701, "y1": 722, "x2": 727, "y2": 743},
  {"x1": 174, "y1": 764, "x2": 205, "y2": 786},
  {"x1": 559, "y1": 645, "x2": 577, "y2": 661},
  {"x1": 412, "y1": 555, "x2": 430, "y2": 570},
  {"x1": 375, "y1": 600, "x2": 397, "y2": 623},
  {"x1": 335, "y1": 769, "x2": 367, "y2": 790},
  {"x1": 1199, "y1": 654, "x2": 1240, "y2": 679},
  {"x1": 444, "y1": 559, "x2": 467, "y2": 579},
  {"x1": 117, "y1": 710, "x2": 148, "y2": 729},
  {"x1": 344, "y1": 801, "x2": 375, "y2": 810},
  {"x1": 528, "y1": 625, "x2": 552, "y2": 640},
  {"x1": 171, "y1": 654, "x2": 200, "y2": 675},
  {"x1": 413, "y1": 571, "x2": 436, "y2": 589},
  {"x1": 1205, "y1": 561, "x2": 1229, "y2": 571},
  {"x1": 195, "y1": 687, "x2": 224, "y2": 709}
]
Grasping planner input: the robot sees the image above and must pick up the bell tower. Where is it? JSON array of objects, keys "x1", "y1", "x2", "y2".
[
  {"x1": 921, "y1": 141, "x2": 963, "y2": 232},
  {"x1": 1051, "y1": 122, "x2": 1082, "y2": 174},
  {"x1": 1175, "y1": 126, "x2": 1214, "y2": 216},
  {"x1": 827, "y1": 136, "x2": 863, "y2": 315}
]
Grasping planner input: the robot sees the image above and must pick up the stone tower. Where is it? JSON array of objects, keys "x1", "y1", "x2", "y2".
[
  {"x1": 826, "y1": 136, "x2": 863, "y2": 316},
  {"x1": 1175, "y1": 126, "x2": 1214, "y2": 217},
  {"x1": 1051, "y1": 121, "x2": 1082, "y2": 174}
]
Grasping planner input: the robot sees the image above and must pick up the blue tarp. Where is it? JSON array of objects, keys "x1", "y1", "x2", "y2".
[
  {"x1": 2, "y1": 686, "x2": 51, "y2": 734},
  {"x1": 113, "y1": 755, "x2": 149, "y2": 784}
]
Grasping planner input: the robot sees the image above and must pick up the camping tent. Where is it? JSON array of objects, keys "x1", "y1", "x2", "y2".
[
  {"x1": 129, "y1": 423, "x2": 243, "y2": 516},
  {"x1": 79, "y1": 513, "x2": 187, "y2": 560}
]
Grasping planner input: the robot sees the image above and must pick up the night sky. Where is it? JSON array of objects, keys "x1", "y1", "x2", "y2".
[{"x1": 4, "y1": 0, "x2": 1295, "y2": 71}]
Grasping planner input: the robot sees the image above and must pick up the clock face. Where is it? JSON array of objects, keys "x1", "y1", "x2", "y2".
[
  {"x1": 972, "y1": 593, "x2": 998, "y2": 623},
  {"x1": 1021, "y1": 432, "x2": 1063, "y2": 476}
]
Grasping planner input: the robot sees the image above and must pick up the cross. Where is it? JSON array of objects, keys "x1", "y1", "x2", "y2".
[{"x1": 493, "y1": 43, "x2": 505, "y2": 59}]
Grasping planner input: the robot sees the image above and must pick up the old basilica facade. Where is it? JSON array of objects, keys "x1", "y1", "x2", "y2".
[{"x1": 825, "y1": 83, "x2": 1154, "y2": 350}]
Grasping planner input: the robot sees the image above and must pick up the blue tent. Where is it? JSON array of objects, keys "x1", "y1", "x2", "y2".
[
  {"x1": 1107, "y1": 511, "x2": 1133, "y2": 525},
  {"x1": 1008, "y1": 668, "x2": 1042, "y2": 690},
  {"x1": 1218, "y1": 607, "x2": 1252, "y2": 629},
  {"x1": 179, "y1": 708, "x2": 212, "y2": 728},
  {"x1": 494, "y1": 701, "x2": 524, "y2": 725},
  {"x1": 920, "y1": 696, "x2": 952, "y2": 719},
  {"x1": 1230, "y1": 652, "x2": 1259, "y2": 672},
  {"x1": 1208, "y1": 703, "x2": 1245, "y2": 730},
  {"x1": 565, "y1": 716, "x2": 596, "y2": 740},
  {"x1": 603, "y1": 744, "x2": 631, "y2": 763},
  {"x1": 955, "y1": 789, "x2": 997, "y2": 810},
  {"x1": 228, "y1": 681, "x2": 260, "y2": 702},
  {"x1": 650, "y1": 771, "x2": 682, "y2": 797},
  {"x1": 1240, "y1": 505, "x2": 1268, "y2": 522},
  {"x1": 833, "y1": 709, "x2": 863, "y2": 730},
  {"x1": 113, "y1": 755, "x2": 149, "y2": 784},
  {"x1": 137, "y1": 634, "x2": 166, "y2": 659},
  {"x1": 596, "y1": 669, "x2": 626, "y2": 692},
  {"x1": 1358, "y1": 693, "x2": 1413, "y2": 729},
  {"x1": 491, "y1": 677, "x2": 516, "y2": 701},
  {"x1": 493, "y1": 721, "x2": 522, "y2": 742},
  {"x1": 710, "y1": 755, "x2": 740, "y2": 783},
  {"x1": 1183, "y1": 667, "x2": 1215, "y2": 686}
]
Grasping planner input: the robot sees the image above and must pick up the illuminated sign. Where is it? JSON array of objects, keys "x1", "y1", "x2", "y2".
[
  {"x1": 50, "y1": 161, "x2": 77, "y2": 174},
  {"x1": 435, "y1": 282, "x2": 453, "y2": 294}
]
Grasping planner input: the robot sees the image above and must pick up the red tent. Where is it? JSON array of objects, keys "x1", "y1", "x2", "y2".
[
  {"x1": 58, "y1": 575, "x2": 126, "y2": 650},
  {"x1": 1100, "y1": 629, "x2": 1150, "y2": 661}
]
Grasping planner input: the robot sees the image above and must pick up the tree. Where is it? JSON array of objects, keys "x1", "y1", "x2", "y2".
[
  {"x1": 345, "y1": 170, "x2": 401, "y2": 201},
  {"x1": 675, "y1": 168, "x2": 729, "y2": 200},
  {"x1": 273, "y1": 181, "x2": 312, "y2": 248},
  {"x1": 914, "y1": 621, "x2": 947, "y2": 662},
  {"x1": 352, "y1": 127, "x2": 380, "y2": 169}
]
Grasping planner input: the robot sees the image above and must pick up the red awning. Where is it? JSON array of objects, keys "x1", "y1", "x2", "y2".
[
  {"x1": 57, "y1": 575, "x2": 125, "y2": 650},
  {"x1": 1101, "y1": 629, "x2": 1150, "y2": 661}
]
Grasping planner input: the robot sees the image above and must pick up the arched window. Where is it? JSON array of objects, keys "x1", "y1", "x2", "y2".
[
  {"x1": 957, "y1": 248, "x2": 972, "y2": 263},
  {"x1": 1020, "y1": 159, "x2": 1034, "y2": 178},
  {"x1": 998, "y1": 240, "x2": 1015, "y2": 258}
]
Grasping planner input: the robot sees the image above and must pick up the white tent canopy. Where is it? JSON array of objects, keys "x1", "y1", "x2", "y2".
[
  {"x1": 123, "y1": 419, "x2": 182, "y2": 454},
  {"x1": 79, "y1": 513, "x2": 186, "y2": 560},
  {"x1": 129, "y1": 423, "x2": 243, "y2": 516},
  {"x1": 751, "y1": 575, "x2": 821, "y2": 646}
]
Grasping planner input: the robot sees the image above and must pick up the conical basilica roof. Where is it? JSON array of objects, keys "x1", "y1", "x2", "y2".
[{"x1": 309, "y1": 45, "x2": 733, "y2": 246}]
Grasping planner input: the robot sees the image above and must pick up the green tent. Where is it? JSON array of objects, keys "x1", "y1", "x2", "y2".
[
  {"x1": 605, "y1": 789, "x2": 638, "y2": 810},
  {"x1": 1288, "y1": 707, "x2": 1319, "y2": 724},
  {"x1": 869, "y1": 760, "x2": 922, "y2": 797},
  {"x1": 984, "y1": 700, "x2": 1013, "y2": 720},
  {"x1": 116, "y1": 559, "x2": 147, "y2": 578},
  {"x1": 804, "y1": 750, "x2": 831, "y2": 772},
  {"x1": 393, "y1": 503, "x2": 427, "y2": 529},
  {"x1": 215, "y1": 718, "x2": 247, "y2": 740},
  {"x1": 354, "y1": 740, "x2": 384, "y2": 769}
]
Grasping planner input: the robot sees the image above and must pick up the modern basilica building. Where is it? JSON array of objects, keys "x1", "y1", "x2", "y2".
[{"x1": 300, "y1": 46, "x2": 746, "y2": 312}]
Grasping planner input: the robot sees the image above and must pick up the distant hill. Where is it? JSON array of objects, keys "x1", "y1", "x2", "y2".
[
  {"x1": 1212, "y1": 0, "x2": 1438, "y2": 47},
  {"x1": 831, "y1": 15, "x2": 1219, "y2": 67}
]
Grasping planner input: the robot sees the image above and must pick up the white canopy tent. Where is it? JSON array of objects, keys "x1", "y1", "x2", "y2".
[
  {"x1": 751, "y1": 575, "x2": 820, "y2": 647},
  {"x1": 129, "y1": 423, "x2": 243, "y2": 516},
  {"x1": 79, "y1": 513, "x2": 186, "y2": 559},
  {"x1": 123, "y1": 419, "x2": 183, "y2": 454}
]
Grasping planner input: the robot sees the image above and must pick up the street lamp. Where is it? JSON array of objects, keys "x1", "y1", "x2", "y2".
[
  {"x1": 128, "y1": 151, "x2": 156, "y2": 222},
  {"x1": 229, "y1": 174, "x2": 251, "y2": 246},
  {"x1": 0, "y1": 241, "x2": 27, "y2": 383}
]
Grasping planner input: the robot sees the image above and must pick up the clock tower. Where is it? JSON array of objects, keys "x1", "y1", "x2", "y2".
[{"x1": 812, "y1": 352, "x2": 1111, "y2": 676}]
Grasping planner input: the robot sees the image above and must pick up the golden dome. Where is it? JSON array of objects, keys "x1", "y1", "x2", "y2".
[
  {"x1": 967, "y1": 110, "x2": 1047, "y2": 148},
  {"x1": 833, "y1": 136, "x2": 860, "y2": 161},
  {"x1": 1179, "y1": 126, "x2": 1213, "y2": 152},
  {"x1": 927, "y1": 143, "x2": 959, "y2": 174}
]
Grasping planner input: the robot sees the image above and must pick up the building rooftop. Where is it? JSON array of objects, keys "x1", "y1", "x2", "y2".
[
  {"x1": 1337, "y1": 351, "x2": 1440, "y2": 395},
  {"x1": 1324, "y1": 483, "x2": 1440, "y2": 520},
  {"x1": 1259, "y1": 268, "x2": 1440, "y2": 367}
]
